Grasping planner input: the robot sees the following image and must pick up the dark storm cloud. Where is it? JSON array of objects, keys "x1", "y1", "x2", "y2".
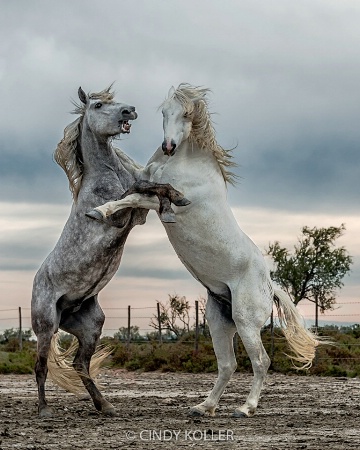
[
  {"x1": 1, "y1": 0, "x2": 360, "y2": 214},
  {"x1": 228, "y1": 132, "x2": 360, "y2": 213},
  {"x1": 0, "y1": 146, "x2": 70, "y2": 204}
]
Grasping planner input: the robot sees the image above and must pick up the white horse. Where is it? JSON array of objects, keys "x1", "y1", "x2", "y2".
[{"x1": 89, "y1": 84, "x2": 320, "y2": 418}]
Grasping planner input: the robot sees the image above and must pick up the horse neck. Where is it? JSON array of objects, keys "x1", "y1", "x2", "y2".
[
  {"x1": 80, "y1": 125, "x2": 116, "y2": 173},
  {"x1": 179, "y1": 137, "x2": 227, "y2": 186},
  {"x1": 182, "y1": 138, "x2": 218, "y2": 167}
]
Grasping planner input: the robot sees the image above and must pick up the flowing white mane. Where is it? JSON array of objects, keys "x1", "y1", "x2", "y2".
[
  {"x1": 162, "y1": 83, "x2": 237, "y2": 185},
  {"x1": 54, "y1": 86, "x2": 115, "y2": 200}
]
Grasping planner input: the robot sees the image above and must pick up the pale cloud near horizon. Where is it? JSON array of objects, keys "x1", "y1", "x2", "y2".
[{"x1": 0, "y1": 204, "x2": 358, "y2": 332}]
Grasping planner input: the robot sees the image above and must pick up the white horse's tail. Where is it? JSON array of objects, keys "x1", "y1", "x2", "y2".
[
  {"x1": 47, "y1": 333, "x2": 112, "y2": 396},
  {"x1": 273, "y1": 290, "x2": 328, "y2": 370}
]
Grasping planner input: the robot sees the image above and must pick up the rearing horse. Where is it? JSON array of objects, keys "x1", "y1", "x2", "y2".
[
  {"x1": 90, "y1": 84, "x2": 322, "y2": 418},
  {"x1": 31, "y1": 86, "x2": 188, "y2": 418}
]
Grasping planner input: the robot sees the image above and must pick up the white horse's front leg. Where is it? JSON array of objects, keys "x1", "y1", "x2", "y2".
[{"x1": 95, "y1": 194, "x2": 161, "y2": 218}]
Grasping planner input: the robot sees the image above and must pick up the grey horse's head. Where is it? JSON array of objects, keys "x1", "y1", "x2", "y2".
[
  {"x1": 54, "y1": 86, "x2": 138, "y2": 200},
  {"x1": 78, "y1": 86, "x2": 138, "y2": 137}
]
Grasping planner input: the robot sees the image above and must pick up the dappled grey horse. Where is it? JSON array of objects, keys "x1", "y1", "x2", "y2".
[{"x1": 31, "y1": 86, "x2": 189, "y2": 418}]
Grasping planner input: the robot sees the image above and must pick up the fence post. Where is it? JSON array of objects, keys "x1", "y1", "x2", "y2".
[
  {"x1": 194, "y1": 300, "x2": 199, "y2": 353},
  {"x1": 270, "y1": 309, "x2": 274, "y2": 367},
  {"x1": 233, "y1": 333, "x2": 238, "y2": 359},
  {"x1": 314, "y1": 295, "x2": 319, "y2": 366},
  {"x1": 157, "y1": 302, "x2": 162, "y2": 344},
  {"x1": 127, "y1": 305, "x2": 131, "y2": 346},
  {"x1": 18, "y1": 307, "x2": 23, "y2": 351},
  {"x1": 315, "y1": 295, "x2": 319, "y2": 332}
]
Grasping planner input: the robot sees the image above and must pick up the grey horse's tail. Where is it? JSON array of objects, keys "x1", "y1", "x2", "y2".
[
  {"x1": 47, "y1": 333, "x2": 112, "y2": 396},
  {"x1": 273, "y1": 290, "x2": 330, "y2": 369}
]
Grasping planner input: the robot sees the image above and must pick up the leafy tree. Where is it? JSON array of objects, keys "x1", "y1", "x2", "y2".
[
  {"x1": 197, "y1": 296, "x2": 210, "y2": 337},
  {"x1": 150, "y1": 294, "x2": 191, "y2": 338},
  {"x1": 0, "y1": 328, "x2": 32, "y2": 343},
  {"x1": 266, "y1": 224, "x2": 352, "y2": 312},
  {"x1": 114, "y1": 326, "x2": 141, "y2": 342}
]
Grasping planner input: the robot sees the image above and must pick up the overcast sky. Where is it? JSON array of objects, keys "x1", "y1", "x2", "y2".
[{"x1": 1, "y1": 0, "x2": 359, "y2": 332}]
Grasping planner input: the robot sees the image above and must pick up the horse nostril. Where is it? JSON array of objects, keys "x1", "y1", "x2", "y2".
[
  {"x1": 171, "y1": 140, "x2": 176, "y2": 151},
  {"x1": 162, "y1": 141, "x2": 167, "y2": 151},
  {"x1": 122, "y1": 109, "x2": 130, "y2": 115}
]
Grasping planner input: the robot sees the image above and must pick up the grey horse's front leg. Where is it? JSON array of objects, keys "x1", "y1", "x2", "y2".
[
  {"x1": 129, "y1": 180, "x2": 191, "y2": 207},
  {"x1": 122, "y1": 180, "x2": 191, "y2": 222},
  {"x1": 86, "y1": 181, "x2": 191, "y2": 225}
]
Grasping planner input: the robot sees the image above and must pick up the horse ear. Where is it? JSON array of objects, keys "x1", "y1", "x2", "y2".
[
  {"x1": 168, "y1": 86, "x2": 175, "y2": 98},
  {"x1": 78, "y1": 87, "x2": 87, "y2": 105}
]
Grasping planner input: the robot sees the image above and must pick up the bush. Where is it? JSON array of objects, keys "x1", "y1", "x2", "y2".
[
  {"x1": 105, "y1": 326, "x2": 360, "y2": 378},
  {"x1": 1, "y1": 324, "x2": 360, "y2": 377},
  {"x1": 108, "y1": 340, "x2": 217, "y2": 373},
  {"x1": 0, "y1": 349, "x2": 36, "y2": 374}
]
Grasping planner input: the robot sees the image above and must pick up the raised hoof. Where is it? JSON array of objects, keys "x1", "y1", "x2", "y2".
[
  {"x1": 172, "y1": 197, "x2": 191, "y2": 207},
  {"x1": 188, "y1": 408, "x2": 205, "y2": 417},
  {"x1": 233, "y1": 410, "x2": 249, "y2": 418},
  {"x1": 160, "y1": 211, "x2": 176, "y2": 223},
  {"x1": 39, "y1": 406, "x2": 54, "y2": 418},
  {"x1": 85, "y1": 210, "x2": 105, "y2": 222}
]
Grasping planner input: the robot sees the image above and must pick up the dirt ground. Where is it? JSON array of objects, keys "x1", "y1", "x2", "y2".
[{"x1": 0, "y1": 371, "x2": 360, "y2": 449}]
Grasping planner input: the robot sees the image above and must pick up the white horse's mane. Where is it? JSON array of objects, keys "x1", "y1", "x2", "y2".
[
  {"x1": 54, "y1": 86, "x2": 115, "y2": 200},
  {"x1": 162, "y1": 83, "x2": 237, "y2": 185}
]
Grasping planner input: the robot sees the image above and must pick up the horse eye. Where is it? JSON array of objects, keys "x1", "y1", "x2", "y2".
[{"x1": 94, "y1": 102, "x2": 102, "y2": 109}]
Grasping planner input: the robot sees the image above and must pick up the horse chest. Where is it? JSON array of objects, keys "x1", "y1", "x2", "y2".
[{"x1": 148, "y1": 154, "x2": 204, "y2": 192}]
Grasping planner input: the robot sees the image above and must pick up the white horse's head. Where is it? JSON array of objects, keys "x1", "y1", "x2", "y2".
[
  {"x1": 78, "y1": 87, "x2": 138, "y2": 138},
  {"x1": 161, "y1": 85, "x2": 204, "y2": 156},
  {"x1": 159, "y1": 84, "x2": 237, "y2": 184}
]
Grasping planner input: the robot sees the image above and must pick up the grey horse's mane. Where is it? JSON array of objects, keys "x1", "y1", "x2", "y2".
[
  {"x1": 54, "y1": 86, "x2": 115, "y2": 200},
  {"x1": 161, "y1": 83, "x2": 237, "y2": 185}
]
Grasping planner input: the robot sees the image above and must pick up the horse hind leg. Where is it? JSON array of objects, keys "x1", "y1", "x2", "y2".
[
  {"x1": 232, "y1": 290, "x2": 272, "y2": 418},
  {"x1": 190, "y1": 294, "x2": 237, "y2": 417},
  {"x1": 32, "y1": 287, "x2": 59, "y2": 418},
  {"x1": 35, "y1": 330, "x2": 58, "y2": 418},
  {"x1": 59, "y1": 296, "x2": 115, "y2": 415}
]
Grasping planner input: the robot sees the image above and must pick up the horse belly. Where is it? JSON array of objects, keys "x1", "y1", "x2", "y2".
[
  {"x1": 164, "y1": 208, "x2": 249, "y2": 289},
  {"x1": 49, "y1": 225, "x2": 125, "y2": 301}
]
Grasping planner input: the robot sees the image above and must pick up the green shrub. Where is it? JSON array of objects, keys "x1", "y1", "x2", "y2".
[
  {"x1": 0, "y1": 349, "x2": 36, "y2": 374},
  {"x1": 1, "y1": 324, "x2": 360, "y2": 377}
]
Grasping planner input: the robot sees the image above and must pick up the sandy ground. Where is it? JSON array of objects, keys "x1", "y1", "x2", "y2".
[{"x1": 0, "y1": 371, "x2": 360, "y2": 449}]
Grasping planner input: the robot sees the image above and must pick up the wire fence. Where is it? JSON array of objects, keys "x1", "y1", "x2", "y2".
[
  {"x1": 1, "y1": 299, "x2": 360, "y2": 339},
  {"x1": 1, "y1": 299, "x2": 360, "y2": 370}
]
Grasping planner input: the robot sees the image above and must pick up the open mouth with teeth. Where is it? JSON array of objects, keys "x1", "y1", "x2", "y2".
[{"x1": 120, "y1": 120, "x2": 132, "y2": 134}]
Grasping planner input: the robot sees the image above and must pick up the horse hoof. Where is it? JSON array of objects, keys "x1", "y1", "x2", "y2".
[
  {"x1": 103, "y1": 407, "x2": 116, "y2": 416},
  {"x1": 188, "y1": 408, "x2": 205, "y2": 417},
  {"x1": 39, "y1": 406, "x2": 54, "y2": 418},
  {"x1": 172, "y1": 197, "x2": 191, "y2": 207},
  {"x1": 233, "y1": 410, "x2": 248, "y2": 418},
  {"x1": 160, "y1": 211, "x2": 176, "y2": 223},
  {"x1": 86, "y1": 210, "x2": 105, "y2": 222}
]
